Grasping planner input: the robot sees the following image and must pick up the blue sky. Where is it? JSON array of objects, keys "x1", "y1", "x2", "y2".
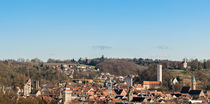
[{"x1": 0, "y1": 0, "x2": 210, "y2": 61}]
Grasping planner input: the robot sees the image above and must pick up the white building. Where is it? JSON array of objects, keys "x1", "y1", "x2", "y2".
[
  {"x1": 157, "y1": 64, "x2": 162, "y2": 82},
  {"x1": 172, "y1": 78, "x2": 179, "y2": 85}
]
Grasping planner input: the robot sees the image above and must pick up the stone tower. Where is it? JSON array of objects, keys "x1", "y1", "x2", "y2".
[
  {"x1": 107, "y1": 78, "x2": 112, "y2": 95},
  {"x1": 125, "y1": 75, "x2": 133, "y2": 87},
  {"x1": 157, "y1": 64, "x2": 162, "y2": 82},
  {"x1": 24, "y1": 78, "x2": 32, "y2": 97},
  {"x1": 63, "y1": 82, "x2": 72, "y2": 104},
  {"x1": 192, "y1": 75, "x2": 196, "y2": 90}
]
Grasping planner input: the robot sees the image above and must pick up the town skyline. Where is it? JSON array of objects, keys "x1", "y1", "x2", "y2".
[{"x1": 1, "y1": 0, "x2": 210, "y2": 103}]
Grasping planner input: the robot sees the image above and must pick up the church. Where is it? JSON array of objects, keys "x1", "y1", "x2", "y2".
[{"x1": 181, "y1": 75, "x2": 205, "y2": 100}]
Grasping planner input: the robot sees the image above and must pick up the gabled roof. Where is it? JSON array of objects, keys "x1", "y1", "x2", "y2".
[
  {"x1": 181, "y1": 86, "x2": 190, "y2": 93},
  {"x1": 132, "y1": 97, "x2": 145, "y2": 102},
  {"x1": 135, "y1": 84, "x2": 142, "y2": 88},
  {"x1": 114, "y1": 89, "x2": 123, "y2": 95},
  {"x1": 171, "y1": 94, "x2": 182, "y2": 97},
  {"x1": 65, "y1": 82, "x2": 70, "y2": 88},
  {"x1": 31, "y1": 90, "x2": 39, "y2": 94},
  {"x1": 41, "y1": 88, "x2": 49, "y2": 92},
  {"x1": 189, "y1": 90, "x2": 202, "y2": 95},
  {"x1": 25, "y1": 78, "x2": 31, "y2": 83}
]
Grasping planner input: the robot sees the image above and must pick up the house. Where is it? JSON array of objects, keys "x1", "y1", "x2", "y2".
[
  {"x1": 171, "y1": 78, "x2": 179, "y2": 85},
  {"x1": 189, "y1": 99, "x2": 202, "y2": 104},
  {"x1": 41, "y1": 88, "x2": 50, "y2": 95},
  {"x1": 189, "y1": 90, "x2": 205, "y2": 99},
  {"x1": 132, "y1": 97, "x2": 146, "y2": 103},
  {"x1": 31, "y1": 90, "x2": 41, "y2": 97},
  {"x1": 171, "y1": 93, "x2": 182, "y2": 98},
  {"x1": 114, "y1": 89, "x2": 127, "y2": 96},
  {"x1": 143, "y1": 81, "x2": 161, "y2": 90},
  {"x1": 134, "y1": 84, "x2": 143, "y2": 91},
  {"x1": 16, "y1": 87, "x2": 23, "y2": 96}
]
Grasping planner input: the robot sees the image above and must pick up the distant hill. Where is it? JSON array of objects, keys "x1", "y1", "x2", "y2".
[{"x1": 96, "y1": 59, "x2": 147, "y2": 76}]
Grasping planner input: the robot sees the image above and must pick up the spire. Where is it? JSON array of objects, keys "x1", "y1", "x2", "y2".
[
  {"x1": 184, "y1": 58, "x2": 187, "y2": 63},
  {"x1": 192, "y1": 75, "x2": 196, "y2": 82}
]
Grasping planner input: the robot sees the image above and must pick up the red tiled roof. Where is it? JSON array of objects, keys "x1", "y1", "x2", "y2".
[
  {"x1": 143, "y1": 81, "x2": 161, "y2": 85},
  {"x1": 135, "y1": 84, "x2": 142, "y2": 87}
]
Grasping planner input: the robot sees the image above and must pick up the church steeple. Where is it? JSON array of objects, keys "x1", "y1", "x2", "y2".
[{"x1": 192, "y1": 75, "x2": 196, "y2": 90}]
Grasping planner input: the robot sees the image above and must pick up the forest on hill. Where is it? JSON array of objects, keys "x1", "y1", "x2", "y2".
[
  {"x1": 0, "y1": 61, "x2": 68, "y2": 88},
  {"x1": 47, "y1": 56, "x2": 210, "y2": 71}
]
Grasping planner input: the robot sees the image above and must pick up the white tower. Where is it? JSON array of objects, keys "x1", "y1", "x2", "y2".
[
  {"x1": 183, "y1": 58, "x2": 187, "y2": 69},
  {"x1": 157, "y1": 64, "x2": 162, "y2": 82},
  {"x1": 63, "y1": 82, "x2": 72, "y2": 104}
]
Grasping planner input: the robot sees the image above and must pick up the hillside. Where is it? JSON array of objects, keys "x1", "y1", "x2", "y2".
[
  {"x1": 96, "y1": 59, "x2": 147, "y2": 76},
  {"x1": 0, "y1": 61, "x2": 68, "y2": 88},
  {"x1": 170, "y1": 69, "x2": 210, "y2": 90}
]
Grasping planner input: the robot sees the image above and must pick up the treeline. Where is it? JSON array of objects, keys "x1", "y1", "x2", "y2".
[
  {"x1": 96, "y1": 59, "x2": 145, "y2": 76},
  {"x1": 45, "y1": 57, "x2": 210, "y2": 70},
  {"x1": 133, "y1": 58, "x2": 210, "y2": 70},
  {"x1": 0, "y1": 60, "x2": 68, "y2": 88},
  {"x1": 8, "y1": 57, "x2": 210, "y2": 70}
]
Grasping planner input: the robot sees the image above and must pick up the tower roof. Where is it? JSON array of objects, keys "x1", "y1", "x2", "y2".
[
  {"x1": 25, "y1": 78, "x2": 31, "y2": 83},
  {"x1": 65, "y1": 82, "x2": 70, "y2": 88},
  {"x1": 192, "y1": 75, "x2": 196, "y2": 82}
]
